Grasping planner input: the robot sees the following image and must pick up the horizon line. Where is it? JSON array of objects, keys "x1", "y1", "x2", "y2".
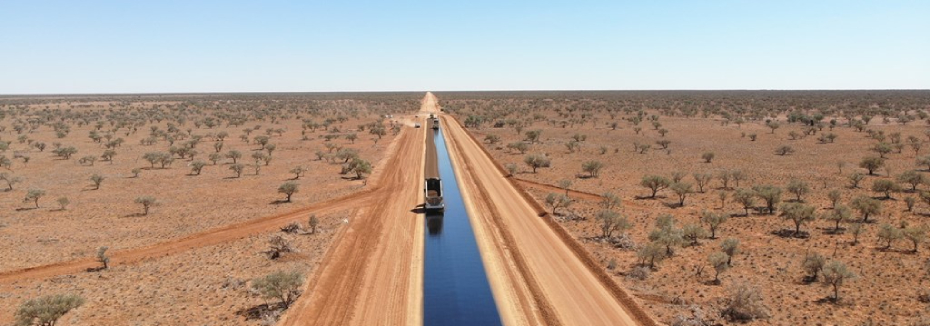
[{"x1": 2, "y1": 88, "x2": 930, "y2": 97}]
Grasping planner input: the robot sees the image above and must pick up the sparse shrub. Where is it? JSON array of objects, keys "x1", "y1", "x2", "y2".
[
  {"x1": 14, "y1": 294, "x2": 85, "y2": 326},
  {"x1": 780, "y1": 202, "x2": 816, "y2": 235},
  {"x1": 96, "y1": 246, "x2": 110, "y2": 270},
  {"x1": 785, "y1": 179, "x2": 809, "y2": 202},
  {"x1": 251, "y1": 270, "x2": 304, "y2": 309},
  {"x1": 0, "y1": 172, "x2": 23, "y2": 191},
  {"x1": 701, "y1": 152, "x2": 715, "y2": 163},
  {"x1": 822, "y1": 260, "x2": 855, "y2": 302},
  {"x1": 649, "y1": 214, "x2": 684, "y2": 256},
  {"x1": 708, "y1": 252, "x2": 730, "y2": 283},
  {"x1": 602, "y1": 191, "x2": 622, "y2": 210},
  {"x1": 545, "y1": 193, "x2": 572, "y2": 215},
  {"x1": 582, "y1": 160, "x2": 604, "y2": 178},
  {"x1": 872, "y1": 179, "x2": 900, "y2": 199},
  {"x1": 190, "y1": 160, "x2": 207, "y2": 175},
  {"x1": 596, "y1": 209, "x2": 631, "y2": 239},
  {"x1": 57, "y1": 197, "x2": 70, "y2": 210},
  {"x1": 23, "y1": 189, "x2": 46, "y2": 208},
  {"x1": 505, "y1": 163, "x2": 518, "y2": 176},
  {"x1": 87, "y1": 174, "x2": 104, "y2": 190},
  {"x1": 733, "y1": 188, "x2": 756, "y2": 215},
  {"x1": 859, "y1": 156, "x2": 884, "y2": 175},
  {"x1": 692, "y1": 173, "x2": 713, "y2": 193},
  {"x1": 135, "y1": 196, "x2": 157, "y2": 215},
  {"x1": 904, "y1": 225, "x2": 927, "y2": 252},
  {"x1": 230, "y1": 163, "x2": 245, "y2": 178},
  {"x1": 637, "y1": 243, "x2": 666, "y2": 268},
  {"x1": 802, "y1": 252, "x2": 826, "y2": 281},
  {"x1": 722, "y1": 283, "x2": 768, "y2": 321},
  {"x1": 670, "y1": 182, "x2": 693, "y2": 206},
  {"x1": 682, "y1": 223, "x2": 707, "y2": 246},
  {"x1": 822, "y1": 205, "x2": 852, "y2": 232},
  {"x1": 753, "y1": 185, "x2": 782, "y2": 214},
  {"x1": 848, "y1": 173, "x2": 865, "y2": 188},
  {"x1": 877, "y1": 223, "x2": 903, "y2": 249},
  {"x1": 897, "y1": 170, "x2": 927, "y2": 191},
  {"x1": 278, "y1": 182, "x2": 299, "y2": 202},
  {"x1": 641, "y1": 175, "x2": 671, "y2": 198},
  {"x1": 131, "y1": 168, "x2": 141, "y2": 178},
  {"x1": 775, "y1": 145, "x2": 795, "y2": 156},
  {"x1": 828, "y1": 189, "x2": 842, "y2": 208},
  {"x1": 524, "y1": 154, "x2": 551, "y2": 173},
  {"x1": 308, "y1": 215, "x2": 319, "y2": 234},
  {"x1": 702, "y1": 211, "x2": 729, "y2": 238},
  {"x1": 906, "y1": 196, "x2": 917, "y2": 212},
  {"x1": 721, "y1": 238, "x2": 740, "y2": 265},
  {"x1": 266, "y1": 235, "x2": 293, "y2": 259}
]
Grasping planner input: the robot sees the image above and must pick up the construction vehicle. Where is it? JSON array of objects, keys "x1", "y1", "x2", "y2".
[{"x1": 424, "y1": 177, "x2": 444, "y2": 212}]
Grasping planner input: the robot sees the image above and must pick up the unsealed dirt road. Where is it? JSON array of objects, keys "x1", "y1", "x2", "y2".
[
  {"x1": 441, "y1": 114, "x2": 655, "y2": 326},
  {"x1": 277, "y1": 96, "x2": 432, "y2": 326}
]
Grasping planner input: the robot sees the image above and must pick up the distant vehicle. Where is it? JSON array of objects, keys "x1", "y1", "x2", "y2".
[
  {"x1": 424, "y1": 178, "x2": 444, "y2": 212},
  {"x1": 431, "y1": 118, "x2": 440, "y2": 130},
  {"x1": 414, "y1": 123, "x2": 421, "y2": 128}
]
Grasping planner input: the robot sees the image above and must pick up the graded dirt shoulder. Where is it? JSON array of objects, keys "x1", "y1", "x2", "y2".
[
  {"x1": 441, "y1": 115, "x2": 655, "y2": 326},
  {"x1": 278, "y1": 119, "x2": 426, "y2": 326}
]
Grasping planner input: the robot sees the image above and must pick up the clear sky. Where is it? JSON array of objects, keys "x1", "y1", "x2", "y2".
[{"x1": 0, "y1": 1, "x2": 927, "y2": 94}]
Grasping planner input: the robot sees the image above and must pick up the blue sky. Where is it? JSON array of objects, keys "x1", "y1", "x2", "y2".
[{"x1": 0, "y1": 1, "x2": 927, "y2": 94}]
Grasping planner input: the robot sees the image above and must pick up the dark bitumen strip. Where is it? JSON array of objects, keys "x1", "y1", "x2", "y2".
[{"x1": 423, "y1": 129, "x2": 502, "y2": 326}]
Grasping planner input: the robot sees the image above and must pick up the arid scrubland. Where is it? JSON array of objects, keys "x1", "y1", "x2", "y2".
[
  {"x1": 443, "y1": 90, "x2": 930, "y2": 325},
  {"x1": 0, "y1": 93, "x2": 413, "y2": 325}
]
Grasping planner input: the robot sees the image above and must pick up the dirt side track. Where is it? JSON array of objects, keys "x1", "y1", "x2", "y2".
[
  {"x1": 441, "y1": 115, "x2": 658, "y2": 326},
  {"x1": 278, "y1": 105, "x2": 428, "y2": 326}
]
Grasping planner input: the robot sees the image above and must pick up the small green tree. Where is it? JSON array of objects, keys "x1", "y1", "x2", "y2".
[
  {"x1": 702, "y1": 211, "x2": 729, "y2": 238},
  {"x1": 753, "y1": 185, "x2": 782, "y2": 214},
  {"x1": 786, "y1": 179, "x2": 810, "y2": 202},
  {"x1": 903, "y1": 225, "x2": 927, "y2": 253},
  {"x1": 14, "y1": 294, "x2": 84, "y2": 326},
  {"x1": 897, "y1": 170, "x2": 926, "y2": 191},
  {"x1": 877, "y1": 223, "x2": 903, "y2": 249},
  {"x1": 190, "y1": 160, "x2": 207, "y2": 175},
  {"x1": 278, "y1": 182, "x2": 299, "y2": 202},
  {"x1": 24, "y1": 189, "x2": 46, "y2": 208},
  {"x1": 56, "y1": 197, "x2": 70, "y2": 210},
  {"x1": 637, "y1": 243, "x2": 666, "y2": 268},
  {"x1": 135, "y1": 196, "x2": 157, "y2": 215},
  {"x1": 721, "y1": 238, "x2": 740, "y2": 265},
  {"x1": 96, "y1": 246, "x2": 110, "y2": 270},
  {"x1": 524, "y1": 154, "x2": 551, "y2": 173},
  {"x1": 670, "y1": 182, "x2": 693, "y2": 206},
  {"x1": 649, "y1": 214, "x2": 684, "y2": 255},
  {"x1": 802, "y1": 252, "x2": 826, "y2": 281},
  {"x1": 822, "y1": 205, "x2": 852, "y2": 232},
  {"x1": 821, "y1": 261, "x2": 855, "y2": 302},
  {"x1": 708, "y1": 252, "x2": 730, "y2": 283},
  {"x1": 230, "y1": 163, "x2": 245, "y2": 178},
  {"x1": 733, "y1": 188, "x2": 756, "y2": 215},
  {"x1": 702, "y1": 152, "x2": 715, "y2": 163},
  {"x1": 251, "y1": 270, "x2": 304, "y2": 309},
  {"x1": 859, "y1": 156, "x2": 884, "y2": 175},
  {"x1": 90, "y1": 174, "x2": 104, "y2": 190},
  {"x1": 595, "y1": 209, "x2": 630, "y2": 239},
  {"x1": 641, "y1": 175, "x2": 671, "y2": 198},
  {"x1": 851, "y1": 195, "x2": 882, "y2": 222},
  {"x1": 871, "y1": 179, "x2": 900, "y2": 199},
  {"x1": 780, "y1": 202, "x2": 816, "y2": 235},
  {"x1": 582, "y1": 160, "x2": 604, "y2": 178},
  {"x1": 682, "y1": 223, "x2": 708, "y2": 246},
  {"x1": 308, "y1": 214, "x2": 319, "y2": 234}
]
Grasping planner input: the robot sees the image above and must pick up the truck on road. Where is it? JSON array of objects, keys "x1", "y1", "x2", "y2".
[{"x1": 424, "y1": 177, "x2": 444, "y2": 212}]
